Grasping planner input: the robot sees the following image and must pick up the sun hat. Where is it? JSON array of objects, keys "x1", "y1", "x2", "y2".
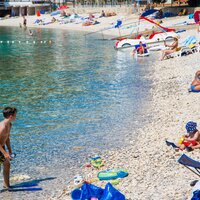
[{"x1": 185, "y1": 121, "x2": 197, "y2": 133}]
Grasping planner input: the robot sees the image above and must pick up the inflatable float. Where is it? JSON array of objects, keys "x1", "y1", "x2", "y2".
[{"x1": 98, "y1": 168, "x2": 128, "y2": 180}]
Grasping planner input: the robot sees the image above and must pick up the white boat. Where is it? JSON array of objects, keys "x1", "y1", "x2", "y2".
[
  {"x1": 115, "y1": 15, "x2": 179, "y2": 50},
  {"x1": 115, "y1": 31, "x2": 179, "y2": 50}
]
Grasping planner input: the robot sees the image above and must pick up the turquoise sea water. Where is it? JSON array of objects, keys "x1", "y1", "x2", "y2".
[{"x1": 0, "y1": 27, "x2": 152, "y2": 197}]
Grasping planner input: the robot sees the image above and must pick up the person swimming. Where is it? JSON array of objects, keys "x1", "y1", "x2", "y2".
[
  {"x1": 28, "y1": 29, "x2": 33, "y2": 36},
  {"x1": 133, "y1": 41, "x2": 147, "y2": 55}
]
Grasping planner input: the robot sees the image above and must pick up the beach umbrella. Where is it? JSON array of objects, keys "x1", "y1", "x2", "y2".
[{"x1": 57, "y1": 5, "x2": 69, "y2": 10}]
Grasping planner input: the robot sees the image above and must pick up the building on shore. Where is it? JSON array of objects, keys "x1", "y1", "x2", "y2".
[{"x1": 0, "y1": 0, "x2": 51, "y2": 17}]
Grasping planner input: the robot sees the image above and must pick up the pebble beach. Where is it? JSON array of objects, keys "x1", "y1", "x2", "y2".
[{"x1": 1, "y1": 6, "x2": 200, "y2": 200}]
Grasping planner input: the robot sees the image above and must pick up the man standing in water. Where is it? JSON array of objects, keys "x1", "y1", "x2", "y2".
[
  {"x1": 23, "y1": 16, "x2": 27, "y2": 29},
  {"x1": 0, "y1": 107, "x2": 17, "y2": 189}
]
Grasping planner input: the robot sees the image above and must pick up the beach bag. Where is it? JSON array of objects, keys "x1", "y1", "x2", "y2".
[
  {"x1": 71, "y1": 184, "x2": 103, "y2": 200},
  {"x1": 192, "y1": 190, "x2": 200, "y2": 200},
  {"x1": 81, "y1": 183, "x2": 104, "y2": 199},
  {"x1": 100, "y1": 183, "x2": 125, "y2": 200}
]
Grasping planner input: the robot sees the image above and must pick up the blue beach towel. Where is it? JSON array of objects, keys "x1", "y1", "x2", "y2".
[{"x1": 181, "y1": 36, "x2": 197, "y2": 46}]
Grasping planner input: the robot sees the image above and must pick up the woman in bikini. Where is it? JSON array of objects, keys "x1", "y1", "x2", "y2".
[
  {"x1": 189, "y1": 70, "x2": 200, "y2": 92},
  {"x1": 160, "y1": 37, "x2": 178, "y2": 61}
]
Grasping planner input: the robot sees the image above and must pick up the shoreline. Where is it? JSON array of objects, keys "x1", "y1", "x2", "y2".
[
  {"x1": 0, "y1": 13, "x2": 195, "y2": 39},
  {"x1": 0, "y1": 13, "x2": 139, "y2": 38}
]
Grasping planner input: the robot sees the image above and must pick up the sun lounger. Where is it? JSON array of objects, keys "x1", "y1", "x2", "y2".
[
  {"x1": 165, "y1": 36, "x2": 198, "y2": 59},
  {"x1": 181, "y1": 36, "x2": 197, "y2": 46},
  {"x1": 166, "y1": 46, "x2": 193, "y2": 59},
  {"x1": 177, "y1": 154, "x2": 200, "y2": 177}
]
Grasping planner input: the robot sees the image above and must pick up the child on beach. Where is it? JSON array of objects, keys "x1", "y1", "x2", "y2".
[
  {"x1": 177, "y1": 121, "x2": 200, "y2": 151},
  {"x1": 0, "y1": 107, "x2": 17, "y2": 190}
]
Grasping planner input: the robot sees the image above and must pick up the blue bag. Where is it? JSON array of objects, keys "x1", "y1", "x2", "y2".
[
  {"x1": 71, "y1": 183, "x2": 125, "y2": 200},
  {"x1": 192, "y1": 190, "x2": 200, "y2": 200},
  {"x1": 100, "y1": 183, "x2": 125, "y2": 200},
  {"x1": 81, "y1": 183, "x2": 104, "y2": 199},
  {"x1": 71, "y1": 189, "x2": 83, "y2": 200}
]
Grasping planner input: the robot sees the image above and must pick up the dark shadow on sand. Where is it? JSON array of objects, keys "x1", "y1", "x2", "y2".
[{"x1": 0, "y1": 177, "x2": 56, "y2": 193}]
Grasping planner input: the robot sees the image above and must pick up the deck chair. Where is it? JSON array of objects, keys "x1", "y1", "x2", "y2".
[
  {"x1": 182, "y1": 36, "x2": 197, "y2": 46},
  {"x1": 166, "y1": 36, "x2": 197, "y2": 59},
  {"x1": 182, "y1": 36, "x2": 199, "y2": 53},
  {"x1": 166, "y1": 46, "x2": 193, "y2": 59},
  {"x1": 178, "y1": 154, "x2": 200, "y2": 177}
]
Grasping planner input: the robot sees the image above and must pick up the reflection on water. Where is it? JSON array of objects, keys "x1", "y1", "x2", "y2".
[{"x1": 0, "y1": 27, "x2": 152, "y2": 177}]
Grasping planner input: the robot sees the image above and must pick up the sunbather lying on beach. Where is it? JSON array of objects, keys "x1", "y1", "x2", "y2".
[
  {"x1": 177, "y1": 121, "x2": 200, "y2": 151},
  {"x1": 106, "y1": 12, "x2": 116, "y2": 17},
  {"x1": 188, "y1": 70, "x2": 200, "y2": 92},
  {"x1": 159, "y1": 37, "x2": 178, "y2": 61}
]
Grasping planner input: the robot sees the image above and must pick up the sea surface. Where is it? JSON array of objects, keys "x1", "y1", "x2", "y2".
[{"x1": 0, "y1": 27, "x2": 153, "y2": 199}]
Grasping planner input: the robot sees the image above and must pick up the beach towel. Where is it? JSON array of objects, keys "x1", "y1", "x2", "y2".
[{"x1": 181, "y1": 36, "x2": 197, "y2": 46}]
